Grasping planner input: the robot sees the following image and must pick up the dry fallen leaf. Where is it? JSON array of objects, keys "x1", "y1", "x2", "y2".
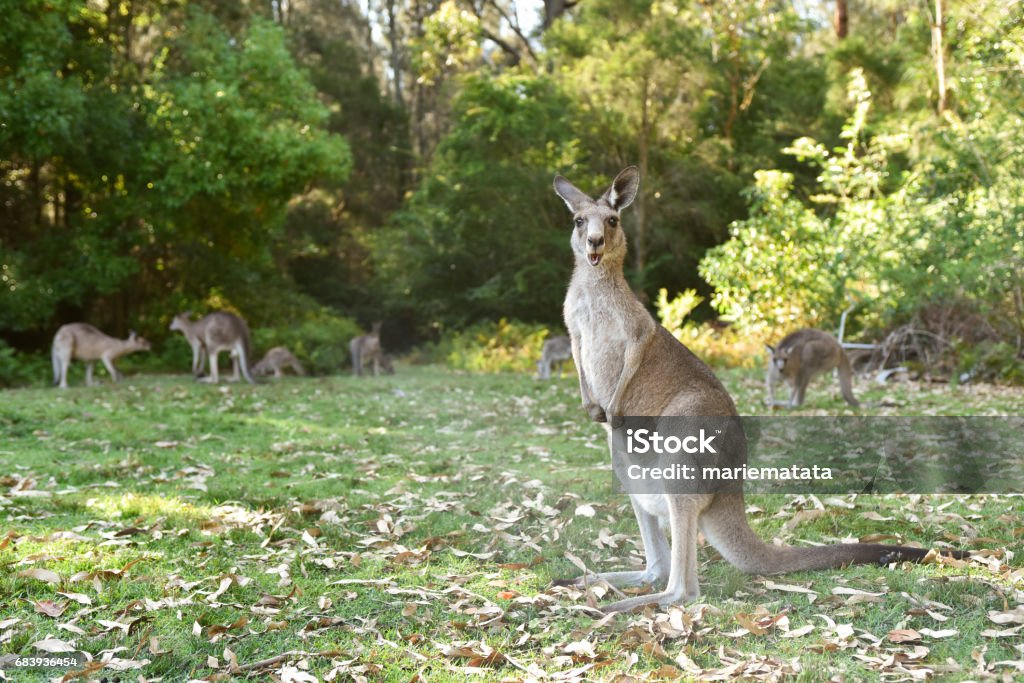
[
  {"x1": 33, "y1": 600, "x2": 68, "y2": 618},
  {"x1": 32, "y1": 636, "x2": 77, "y2": 653},
  {"x1": 17, "y1": 568, "x2": 61, "y2": 584},
  {"x1": 887, "y1": 628, "x2": 922, "y2": 643}
]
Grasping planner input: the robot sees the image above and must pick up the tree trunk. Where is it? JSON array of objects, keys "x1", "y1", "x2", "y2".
[
  {"x1": 542, "y1": 0, "x2": 575, "y2": 30},
  {"x1": 386, "y1": 0, "x2": 404, "y2": 107},
  {"x1": 932, "y1": 0, "x2": 947, "y2": 114},
  {"x1": 834, "y1": 0, "x2": 848, "y2": 39},
  {"x1": 634, "y1": 76, "x2": 649, "y2": 288}
]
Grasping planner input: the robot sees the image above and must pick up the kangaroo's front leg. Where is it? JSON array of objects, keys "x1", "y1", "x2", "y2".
[
  {"x1": 101, "y1": 354, "x2": 122, "y2": 382},
  {"x1": 607, "y1": 325, "x2": 655, "y2": 427},
  {"x1": 601, "y1": 494, "x2": 701, "y2": 613},
  {"x1": 569, "y1": 333, "x2": 605, "y2": 423},
  {"x1": 559, "y1": 492, "x2": 670, "y2": 594}
]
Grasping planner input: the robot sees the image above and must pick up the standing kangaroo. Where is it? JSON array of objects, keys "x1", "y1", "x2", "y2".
[
  {"x1": 51, "y1": 323, "x2": 151, "y2": 389},
  {"x1": 537, "y1": 335, "x2": 572, "y2": 379},
  {"x1": 554, "y1": 167, "x2": 963, "y2": 613},
  {"x1": 350, "y1": 322, "x2": 385, "y2": 377},
  {"x1": 169, "y1": 311, "x2": 255, "y2": 384},
  {"x1": 253, "y1": 346, "x2": 306, "y2": 378},
  {"x1": 766, "y1": 329, "x2": 859, "y2": 408}
]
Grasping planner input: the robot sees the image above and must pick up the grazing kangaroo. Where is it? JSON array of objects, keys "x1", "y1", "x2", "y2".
[
  {"x1": 51, "y1": 323, "x2": 151, "y2": 389},
  {"x1": 252, "y1": 346, "x2": 306, "y2": 378},
  {"x1": 766, "y1": 328, "x2": 859, "y2": 408},
  {"x1": 169, "y1": 311, "x2": 255, "y2": 384},
  {"x1": 537, "y1": 335, "x2": 572, "y2": 379},
  {"x1": 350, "y1": 322, "x2": 385, "y2": 377},
  {"x1": 554, "y1": 167, "x2": 964, "y2": 613}
]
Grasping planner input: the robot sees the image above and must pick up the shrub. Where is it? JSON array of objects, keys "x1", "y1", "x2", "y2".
[
  {"x1": 0, "y1": 341, "x2": 52, "y2": 388},
  {"x1": 441, "y1": 319, "x2": 560, "y2": 374},
  {"x1": 656, "y1": 289, "x2": 767, "y2": 369}
]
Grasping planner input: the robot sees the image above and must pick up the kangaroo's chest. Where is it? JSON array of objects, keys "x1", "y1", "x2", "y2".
[{"x1": 565, "y1": 286, "x2": 632, "y2": 406}]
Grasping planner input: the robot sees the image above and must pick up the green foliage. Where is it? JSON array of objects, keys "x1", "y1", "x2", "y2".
[
  {"x1": 0, "y1": 2, "x2": 349, "y2": 346},
  {"x1": 251, "y1": 312, "x2": 362, "y2": 376},
  {"x1": 656, "y1": 289, "x2": 764, "y2": 368},
  {"x1": 373, "y1": 72, "x2": 582, "y2": 330},
  {"x1": 436, "y1": 319, "x2": 555, "y2": 374},
  {"x1": 0, "y1": 341, "x2": 49, "y2": 388},
  {"x1": 700, "y1": 70, "x2": 901, "y2": 332}
]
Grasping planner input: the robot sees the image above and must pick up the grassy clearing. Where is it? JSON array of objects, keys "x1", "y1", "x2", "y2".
[{"x1": 0, "y1": 366, "x2": 1022, "y2": 681}]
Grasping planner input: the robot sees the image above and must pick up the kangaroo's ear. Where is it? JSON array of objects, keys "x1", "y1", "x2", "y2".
[
  {"x1": 764, "y1": 343, "x2": 775, "y2": 355},
  {"x1": 553, "y1": 175, "x2": 593, "y2": 213},
  {"x1": 129, "y1": 330, "x2": 137, "y2": 339},
  {"x1": 601, "y1": 166, "x2": 640, "y2": 211}
]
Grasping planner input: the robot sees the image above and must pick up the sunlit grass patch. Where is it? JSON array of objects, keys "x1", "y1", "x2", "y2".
[{"x1": 0, "y1": 366, "x2": 1021, "y2": 681}]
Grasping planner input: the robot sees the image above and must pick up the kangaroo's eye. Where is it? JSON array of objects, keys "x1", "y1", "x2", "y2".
[
  {"x1": 574, "y1": 217, "x2": 584, "y2": 228},
  {"x1": 608, "y1": 216, "x2": 618, "y2": 228}
]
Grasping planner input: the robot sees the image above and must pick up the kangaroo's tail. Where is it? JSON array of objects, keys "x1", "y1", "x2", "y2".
[
  {"x1": 51, "y1": 342, "x2": 61, "y2": 386},
  {"x1": 237, "y1": 331, "x2": 256, "y2": 384},
  {"x1": 701, "y1": 493, "x2": 968, "y2": 576}
]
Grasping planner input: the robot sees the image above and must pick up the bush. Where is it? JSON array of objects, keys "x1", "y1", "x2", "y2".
[
  {"x1": 0, "y1": 341, "x2": 52, "y2": 388},
  {"x1": 656, "y1": 289, "x2": 768, "y2": 369},
  {"x1": 439, "y1": 319, "x2": 560, "y2": 374},
  {"x1": 251, "y1": 311, "x2": 362, "y2": 376}
]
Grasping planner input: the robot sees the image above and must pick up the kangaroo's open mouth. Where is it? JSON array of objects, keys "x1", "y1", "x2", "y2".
[{"x1": 588, "y1": 253, "x2": 602, "y2": 266}]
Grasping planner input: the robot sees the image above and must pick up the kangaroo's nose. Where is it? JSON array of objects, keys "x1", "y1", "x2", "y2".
[{"x1": 587, "y1": 236, "x2": 604, "y2": 249}]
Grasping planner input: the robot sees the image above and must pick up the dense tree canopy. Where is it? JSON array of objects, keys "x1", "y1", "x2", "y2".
[{"x1": 1, "y1": 0, "x2": 1022, "y2": 378}]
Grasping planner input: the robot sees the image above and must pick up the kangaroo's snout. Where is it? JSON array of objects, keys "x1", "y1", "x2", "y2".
[{"x1": 586, "y1": 232, "x2": 606, "y2": 266}]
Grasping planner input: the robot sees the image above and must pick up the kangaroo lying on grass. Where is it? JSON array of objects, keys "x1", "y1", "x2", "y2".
[
  {"x1": 537, "y1": 335, "x2": 572, "y2": 379},
  {"x1": 554, "y1": 166, "x2": 965, "y2": 613},
  {"x1": 766, "y1": 328, "x2": 859, "y2": 408},
  {"x1": 253, "y1": 346, "x2": 305, "y2": 378},
  {"x1": 52, "y1": 323, "x2": 151, "y2": 389},
  {"x1": 350, "y1": 322, "x2": 387, "y2": 377},
  {"x1": 169, "y1": 311, "x2": 255, "y2": 384}
]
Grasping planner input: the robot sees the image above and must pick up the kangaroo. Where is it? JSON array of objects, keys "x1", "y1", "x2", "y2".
[
  {"x1": 169, "y1": 311, "x2": 255, "y2": 384},
  {"x1": 51, "y1": 323, "x2": 151, "y2": 389},
  {"x1": 554, "y1": 167, "x2": 965, "y2": 613},
  {"x1": 537, "y1": 335, "x2": 572, "y2": 379},
  {"x1": 252, "y1": 346, "x2": 306, "y2": 378},
  {"x1": 766, "y1": 328, "x2": 859, "y2": 408},
  {"x1": 350, "y1": 322, "x2": 385, "y2": 377}
]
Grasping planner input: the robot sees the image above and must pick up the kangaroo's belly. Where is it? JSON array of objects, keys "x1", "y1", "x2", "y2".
[{"x1": 576, "y1": 313, "x2": 629, "y2": 407}]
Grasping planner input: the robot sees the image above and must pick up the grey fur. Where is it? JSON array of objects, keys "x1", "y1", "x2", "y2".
[
  {"x1": 766, "y1": 328, "x2": 859, "y2": 408},
  {"x1": 169, "y1": 311, "x2": 255, "y2": 384},
  {"x1": 51, "y1": 323, "x2": 151, "y2": 389},
  {"x1": 554, "y1": 167, "x2": 960, "y2": 613},
  {"x1": 253, "y1": 346, "x2": 306, "y2": 378},
  {"x1": 537, "y1": 335, "x2": 572, "y2": 379}
]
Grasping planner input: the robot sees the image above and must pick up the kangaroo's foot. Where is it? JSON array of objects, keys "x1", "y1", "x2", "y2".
[
  {"x1": 553, "y1": 568, "x2": 666, "y2": 590},
  {"x1": 600, "y1": 586, "x2": 697, "y2": 614}
]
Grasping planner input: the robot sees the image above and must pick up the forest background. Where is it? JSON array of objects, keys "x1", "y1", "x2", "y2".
[{"x1": 2, "y1": 0, "x2": 1022, "y2": 384}]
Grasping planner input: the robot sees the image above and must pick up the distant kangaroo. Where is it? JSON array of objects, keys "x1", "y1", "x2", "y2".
[
  {"x1": 253, "y1": 346, "x2": 306, "y2": 378},
  {"x1": 766, "y1": 328, "x2": 859, "y2": 408},
  {"x1": 350, "y1": 322, "x2": 385, "y2": 377},
  {"x1": 51, "y1": 323, "x2": 151, "y2": 389},
  {"x1": 169, "y1": 311, "x2": 255, "y2": 384},
  {"x1": 554, "y1": 166, "x2": 964, "y2": 612},
  {"x1": 537, "y1": 335, "x2": 572, "y2": 379}
]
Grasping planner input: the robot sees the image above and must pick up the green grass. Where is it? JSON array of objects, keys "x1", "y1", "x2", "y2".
[{"x1": 0, "y1": 366, "x2": 1021, "y2": 681}]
